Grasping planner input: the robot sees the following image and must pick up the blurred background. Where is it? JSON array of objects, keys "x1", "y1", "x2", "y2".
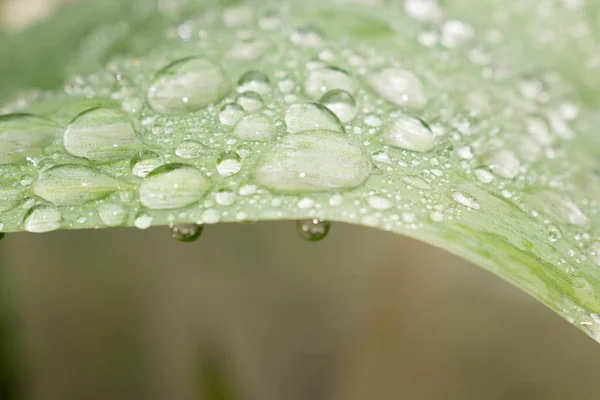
[{"x1": 2, "y1": 1, "x2": 600, "y2": 399}]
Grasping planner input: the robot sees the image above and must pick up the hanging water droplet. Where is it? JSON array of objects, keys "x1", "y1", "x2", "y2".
[
  {"x1": 290, "y1": 25, "x2": 324, "y2": 47},
  {"x1": 216, "y1": 151, "x2": 242, "y2": 177},
  {"x1": 139, "y1": 164, "x2": 212, "y2": 210},
  {"x1": 285, "y1": 103, "x2": 344, "y2": 134},
  {"x1": 233, "y1": 113, "x2": 277, "y2": 141},
  {"x1": 236, "y1": 91, "x2": 264, "y2": 111},
  {"x1": 320, "y1": 90, "x2": 358, "y2": 123},
  {"x1": 255, "y1": 130, "x2": 372, "y2": 192},
  {"x1": 98, "y1": 203, "x2": 128, "y2": 227},
  {"x1": 452, "y1": 192, "x2": 481, "y2": 210},
  {"x1": 175, "y1": 140, "x2": 210, "y2": 159},
  {"x1": 484, "y1": 150, "x2": 521, "y2": 179},
  {"x1": 367, "y1": 68, "x2": 427, "y2": 109},
  {"x1": 297, "y1": 219, "x2": 330, "y2": 242},
  {"x1": 23, "y1": 205, "x2": 62, "y2": 233},
  {"x1": 134, "y1": 212, "x2": 153, "y2": 229},
  {"x1": 0, "y1": 114, "x2": 62, "y2": 165},
  {"x1": 304, "y1": 67, "x2": 356, "y2": 99},
  {"x1": 33, "y1": 165, "x2": 129, "y2": 206},
  {"x1": 147, "y1": 57, "x2": 231, "y2": 114},
  {"x1": 64, "y1": 107, "x2": 143, "y2": 162},
  {"x1": 380, "y1": 116, "x2": 435, "y2": 152},
  {"x1": 237, "y1": 70, "x2": 271, "y2": 94},
  {"x1": 474, "y1": 167, "x2": 494, "y2": 184},
  {"x1": 169, "y1": 223, "x2": 204, "y2": 242},
  {"x1": 219, "y1": 103, "x2": 245, "y2": 126}
]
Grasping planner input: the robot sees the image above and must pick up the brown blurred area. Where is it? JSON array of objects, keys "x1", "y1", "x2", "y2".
[{"x1": 2, "y1": 1, "x2": 600, "y2": 399}]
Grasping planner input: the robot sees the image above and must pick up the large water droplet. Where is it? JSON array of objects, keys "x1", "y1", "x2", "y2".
[
  {"x1": 132, "y1": 156, "x2": 164, "y2": 177},
  {"x1": 484, "y1": 150, "x2": 521, "y2": 179},
  {"x1": 237, "y1": 70, "x2": 271, "y2": 94},
  {"x1": 139, "y1": 164, "x2": 211, "y2": 210},
  {"x1": 169, "y1": 223, "x2": 203, "y2": 242},
  {"x1": 304, "y1": 67, "x2": 356, "y2": 99},
  {"x1": 33, "y1": 165, "x2": 128, "y2": 206},
  {"x1": 0, "y1": 114, "x2": 62, "y2": 165},
  {"x1": 320, "y1": 90, "x2": 358, "y2": 123},
  {"x1": 236, "y1": 91, "x2": 265, "y2": 111},
  {"x1": 452, "y1": 192, "x2": 481, "y2": 210},
  {"x1": 297, "y1": 219, "x2": 330, "y2": 242},
  {"x1": 64, "y1": 107, "x2": 143, "y2": 162},
  {"x1": 219, "y1": 103, "x2": 245, "y2": 126},
  {"x1": 233, "y1": 113, "x2": 277, "y2": 141},
  {"x1": 23, "y1": 205, "x2": 62, "y2": 233},
  {"x1": 216, "y1": 151, "x2": 242, "y2": 177},
  {"x1": 367, "y1": 68, "x2": 427, "y2": 109},
  {"x1": 255, "y1": 130, "x2": 372, "y2": 192},
  {"x1": 380, "y1": 116, "x2": 434, "y2": 152},
  {"x1": 285, "y1": 103, "x2": 344, "y2": 134},
  {"x1": 147, "y1": 57, "x2": 231, "y2": 114},
  {"x1": 98, "y1": 203, "x2": 128, "y2": 227},
  {"x1": 0, "y1": 185, "x2": 23, "y2": 211}
]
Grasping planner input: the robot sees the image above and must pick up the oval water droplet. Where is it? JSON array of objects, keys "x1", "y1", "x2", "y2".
[
  {"x1": 367, "y1": 195, "x2": 393, "y2": 211},
  {"x1": 0, "y1": 114, "x2": 62, "y2": 165},
  {"x1": 304, "y1": 67, "x2": 356, "y2": 99},
  {"x1": 547, "y1": 224, "x2": 562, "y2": 243},
  {"x1": 170, "y1": 223, "x2": 203, "y2": 242},
  {"x1": 285, "y1": 103, "x2": 344, "y2": 134},
  {"x1": 236, "y1": 91, "x2": 265, "y2": 111},
  {"x1": 233, "y1": 113, "x2": 277, "y2": 141},
  {"x1": 33, "y1": 165, "x2": 128, "y2": 206},
  {"x1": 474, "y1": 167, "x2": 494, "y2": 184},
  {"x1": 139, "y1": 164, "x2": 212, "y2": 210},
  {"x1": 452, "y1": 192, "x2": 481, "y2": 210},
  {"x1": 402, "y1": 175, "x2": 431, "y2": 190},
  {"x1": 589, "y1": 242, "x2": 600, "y2": 266},
  {"x1": 23, "y1": 205, "x2": 62, "y2": 233},
  {"x1": 175, "y1": 140, "x2": 210, "y2": 159},
  {"x1": 237, "y1": 70, "x2": 271, "y2": 94},
  {"x1": 255, "y1": 130, "x2": 372, "y2": 193},
  {"x1": 64, "y1": 107, "x2": 143, "y2": 162},
  {"x1": 215, "y1": 190, "x2": 237, "y2": 206},
  {"x1": 367, "y1": 68, "x2": 427, "y2": 109},
  {"x1": 227, "y1": 37, "x2": 272, "y2": 62},
  {"x1": 320, "y1": 90, "x2": 358, "y2": 123},
  {"x1": 297, "y1": 219, "x2": 330, "y2": 242},
  {"x1": 147, "y1": 57, "x2": 231, "y2": 114},
  {"x1": 290, "y1": 25, "x2": 324, "y2": 47},
  {"x1": 134, "y1": 212, "x2": 153, "y2": 229},
  {"x1": 528, "y1": 189, "x2": 589, "y2": 227},
  {"x1": 0, "y1": 185, "x2": 23, "y2": 212},
  {"x1": 216, "y1": 151, "x2": 242, "y2": 177},
  {"x1": 380, "y1": 116, "x2": 434, "y2": 152},
  {"x1": 219, "y1": 103, "x2": 245, "y2": 126},
  {"x1": 98, "y1": 203, "x2": 128, "y2": 227},
  {"x1": 132, "y1": 156, "x2": 164, "y2": 177},
  {"x1": 484, "y1": 150, "x2": 520, "y2": 179}
]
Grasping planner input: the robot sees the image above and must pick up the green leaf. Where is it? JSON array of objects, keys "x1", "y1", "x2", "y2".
[{"x1": 2, "y1": 0, "x2": 600, "y2": 342}]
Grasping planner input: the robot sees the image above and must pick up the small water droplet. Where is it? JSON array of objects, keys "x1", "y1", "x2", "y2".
[
  {"x1": 169, "y1": 223, "x2": 203, "y2": 242},
  {"x1": 259, "y1": 9, "x2": 281, "y2": 30},
  {"x1": 532, "y1": 190, "x2": 589, "y2": 227},
  {"x1": 405, "y1": 0, "x2": 443, "y2": 22},
  {"x1": 547, "y1": 224, "x2": 562, "y2": 243},
  {"x1": 290, "y1": 25, "x2": 324, "y2": 47},
  {"x1": 589, "y1": 242, "x2": 600, "y2": 266},
  {"x1": 484, "y1": 150, "x2": 520, "y2": 179},
  {"x1": 219, "y1": 103, "x2": 245, "y2": 126},
  {"x1": 233, "y1": 113, "x2": 277, "y2": 141},
  {"x1": 429, "y1": 211, "x2": 445, "y2": 222},
  {"x1": 215, "y1": 190, "x2": 236, "y2": 206},
  {"x1": 237, "y1": 70, "x2": 271, "y2": 94},
  {"x1": 0, "y1": 114, "x2": 62, "y2": 165},
  {"x1": 239, "y1": 184, "x2": 257, "y2": 196},
  {"x1": 304, "y1": 67, "x2": 356, "y2": 99},
  {"x1": 297, "y1": 219, "x2": 330, "y2": 242},
  {"x1": 456, "y1": 145, "x2": 473, "y2": 160},
  {"x1": 223, "y1": 5, "x2": 254, "y2": 27},
  {"x1": 285, "y1": 103, "x2": 344, "y2": 134},
  {"x1": 297, "y1": 197, "x2": 316, "y2": 209},
  {"x1": 441, "y1": 20, "x2": 474, "y2": 48},
  {"x1": 175, "y1": 140, "x2": 210, "y2": 159},
  {"x1": 474, "y1": 167, "x2": 494, "y2": 184},
  {"x1": 402, "y1": 175, "x2": 431, "y2": 190},
  {"x1": 452, "y1": 192, "x2": 480, "y2": 210},
  {"x1": 320, "y1": 90, "x2": 358, "y2": 123},
  {"x1": 98, "y1": 203, "x2": 128, "y2": 227},
  {"x1": 0, "y1": 185, "x2": 23, "y2": 212},
  {"x1": 23, "y1": 205, "x2": 62, "y2": 233},
  {"x1": 134, "y1": 212, "x2": 153, "y2": 229},
  {"x1": 368, "y1": 195, "x2": 393, "y2": 211},
  {"x1": 367, "y1": 68, "x2": 427, "y2": 109},
  {"x1": 381, "y1": 116, "x2": 434, "y2": 152},
  {"x1": 132, "y1": 156, "x2": 164, "y2": 177},
  {"x1": 216, "y1": 152, "x2": 242, "y2": 177},
  {"x1": 236, "y1": 91, "x2": 264, "y2": 111}
]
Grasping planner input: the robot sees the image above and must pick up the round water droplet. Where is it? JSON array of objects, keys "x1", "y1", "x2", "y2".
[
  {"x1": 368, "y1": 195, "x2": 393, "y2": 211},
  {"x1": 484, "y1": 150, "x2": 520, "y2": 179},
  {"x1": 147, "y1": 57, "x2": 231, "y2": 114},
  {"x1": 0, "y1": 114, "x2": 62, "y2": 165},
  {"x1": 297, "y1": 219, "x2": 330, "y2": 242},
  {"x1": 380, "y1": 116, "x2": 434, "y2": 152},
  {"x1": 320, "y1": 90, "x2": 358, "y2": 123},
  {"x1": 304, "y1": 67, "x2": 356, "y2": 99},
  {"x1": 255, "y1": 130, "x2": 372, "y2": 193},
  {"x1": 175, "y1": 140, "x2": 210, "y2": 159},
  {"x1": 215, "y1": 190, "x2": 236, "y2": 206},
  {"x1": 237, "y1": 70, "x2": 271, "y2": 94},
  {"x1": 236, "y1": 91, "x2": 265, "y2": 111},
  {"x1": 23, "y1": 205, "x2": 62, "y2": 233},
  {"x1": 169, "y1": 223, "x2": 203, "y2": 242},
  {"x1": 134, "y1": 212, "x2": 153, "y2": 229},
  {"x1": 290, "y1": 25, "x2": 324, "y2": 47},
  {"x1": 474, "y1": 167, "x2": 494, "y2": 184},
  {"x1": 216, "y1": 152, "x2": 242, "y2": 177},
  {"x1": 98, "y1": 203, "x2": 128, "y2": 227},
  {"x1": 547, "y1": 224, "x2": 562, "y2": 243},
  {"x1": 33, "y1": 165, "x2": 128, "y2": 206},
  {"x1": 64, "y1": 107, "x2": 143, "y2": 162},
  {"x1": 285, "y1": 103, "x2": 344, "y2": 134},
  {"x1": 441, "y1": 20, "x2": 474, "y2": 48},
  {"x1": 233, "y1": 113, "x2": 277, "y2": 141},
  {"x1": 452, "y1": 192, "x2": 480, "y2": 210},
  {"x1": 219, "y1": 103, "x2": 245, "y2": 126},
  {"x1": 367, "y1": 68, "x2": 427, "y2": 109},
  {"x1": 139, "y1": 164, "x2": 212, "y2": 210}
]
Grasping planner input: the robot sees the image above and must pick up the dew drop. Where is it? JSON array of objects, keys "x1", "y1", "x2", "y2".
[
  {"x1": 320, "y1": 90, "x2": 358, "y2": 123},
  {"x1": 147, "y1": 57, "x2": 231, "y2": 114},
  {"x1": 175, "y1": 140, "x2": 210, "y2": 159},
  {"x1": 441, "y1": 20, "x2": 474, "y2": 48},
  {"x1": 236, "y1": 91, "x2": 264, "y2": 111},
  {"x1": 219, "y1": 103, "x2": 245, "y2": 126},
  {"x1": 367, "y1": 68, "x2": 427, "y2": 109},
  {"x1": 139, "y1": 164, "x2": 211, "y2": 210},
  {"x1": 134, "y1": 213, "x2": 153, "y2": 229},
  {"x1": 304, "y1": 67, "x2": 356, "y2": 99},
  {"x1": 0, "y1": 185, "x2": 23, "y2": 212},
  {"x1": 216, "y1": 151, "x2": 242, "y2": 177},
  {"x1": 223, "y1": 5, "x2": 254, "y2": 27},
  {"x1": 297, "y1": 219, "x2": 330, "y2": 242},
  {"x1": 380, "y1": 116, "x2": 434, "y2": 152},
  {"x1": 484, "y1": 150, "x2": 520, "y2": 179},
  {"x1": 215, "y1": 190, "x2": 236, "y2": 206},
  {"x1": 237, "y1": 70, "x2": 271, "y2": 94},
  {"x1": 0, "y1": 114, "x2": 62, "y2": 165},
  {"x1": 64, "y1": 107, "x2": 143, "y2": 162},
  {"x1": 255, "y1": 130, "x2": 372, "y2": 193},
  {"x1": 367, "y1": 195, "x2": 393, "y2": 211},
  {"x1": 530, "y1": 190, "x2": 589, "y2": 227},
  {"x1": 23, "y1": 205, "x2": 62, "y2": 233},
  {"x1": 285, "y1": 103, "x2": 344, "y2": 134},
  {"x1": 452, "y1": 192, "x2": 481, "y2": 210},
  {"x1": 290, "y1": 25, "x2": 324, "y2": 47},
  {"x1": 132, "y1": 156, "x2": 164, "y2": 177},
  {"x1": 589, "y1": 242, "x2": 600, "y2": 266},
  {"x1": 227, "y1": 37, "x2": 272, "y2": 62},
  {"x1": 547, "y1": 224, "x2": 562, "y2": 243},
  {"x1": 429, "y1": 211, "x2": 445, "y2": 222},
  {"x1": 98, "y1": 203, "x2": 128, "y2": 227},
  {"x1": 402, "y1": 175, "x2": 431, "y2": 190},
  {"x1": 233, "y1": 113, "x2": 277, "y2": 141},
  {"x1": 33, "y1": 165, "x2": 128, "y2": 206},
  {"x1": 169, "y1": 223, "x2": 203, "y2": 242},
  {"x1": 405, "y1": 0, "x2": 443, "y2": 22}
]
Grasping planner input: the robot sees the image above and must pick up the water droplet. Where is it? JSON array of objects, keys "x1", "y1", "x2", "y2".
[
  {"x1": 233, "y1": 113, "x2": 277, "y2": 141},
  {"x1": 456, "y1": 145, "x2": 473, "y2": 160},
  {"x1": 484, "y1": 150, "x2": 520, "y2": 179},
  {"x1": 368, "y1": 195, "x2": 393, "y2": 211},
  {"x1": 236, "y1": 91, "x2": 264, "y2": 111},
  {"x1": 134, "y1": 212, "x2": 153, "y2": 229},
  {"x1": 405, "y1": 0, "x2": 443, "y2": 22},
  {"x1": 216, "y1": 152, "x2": 242, "y2": 177},
  {"x1": 441, "y1": 20, "x2": 474, "y2": 48},
  {"x1": 290, "y1": 25, "x2": 324, "y2": 47},
  {"x1": 474, "y1": 167, "x2": 494, "y2": 184},
  {"x1": 320, "y1": 90, "x2": 358, "y2": 123},
  {"x1": 237, "y1": 70, "x2": 271, "y2": 94},
  {"x1": 202, "y1": 208, "x2": 221, "y2": 224},
  {"x1": 147, "y1": 57, "x2": 231, "y2": 114},
  {"x1": 223, "y1": 5, "x2": 254, "y2": 27},
  {"x1": 23, "y1": 205, "x2": 62, "y2": 233},
  {"x1": 429, "y1": 211, "x2": 445, "y2": 222},
  {"x1": 531, "y1": 190, "x2": 589, "y2": 227},
  {"x1": 169, "y1": 223, "x2": 203, "y2": 242},
  {"x1": 0, "y1": 185, "x2": 23, "y2": 212},
  {"x1": 285, "y1": 103, "x2": 344, "y2": 134},
  {"x1": 227, "y1": 37, "x2": 272, "y2": 62},
  {"x1": 259, "y1": 9, "x2": 282, "y2": 30},
  {"x1": 33, "y1": 165, "x2": 128, "y2": 206},
  {"x1": 297, "y1": 219, "x2": 330, "y2": 242},
  {"x1": 132, "y1": 156, "x2": 164, "y2": 177},
  {"x1": 98, "y1": 203, "x2": 128, "y2": 227},
  {"x1": 402, "y1": 175, "x2": 431, "y2": 190},
  {"x1": 175, "y1": 140, "x2": 210, "y2": 159},
  {"x1": 215, "y1": 190, "x2": 236, "y2": 206},
  {"x1": 372, "y1": 150, "x2": 392, "y2": 165},
  {"x1": 526, "y1": 117, "x2": 553, "y2": 145},
  {"x1": 0, "y1": 114, "x2": 62, "y2": 165},
  {"x1": 219, "y1": 103, "x2": 245, "y2": 126},
  {"x1": 547, "y1": 224, "x2": 562, "y2": 243},
  {"x1": 589, "y1": 242, "x2": 600, "y2": 266},
  {"x1": 255, "y1": 130, "x2": 372, "y2": 193},
  {"x1": 452, "y1": 192, "x2": 481, "y2": 210},
  {"x1": 304, "y1": 67, "x2": 356, "y2": 99},
  {"x1": 64, "y1": 107, "x2": 143, "y2": 162},
  {"x1": 380, "y1": 116, "x2": 434, "y2": 152},
  {"x1": 367, "y1": 68, "x2": 427, "y2": 109},
  {"x1": 239, "y1": 184, "x2": 257, "y2": 196},
  {"x1": 139, "y1": 164, "x2": 212, "y2": 210}
]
